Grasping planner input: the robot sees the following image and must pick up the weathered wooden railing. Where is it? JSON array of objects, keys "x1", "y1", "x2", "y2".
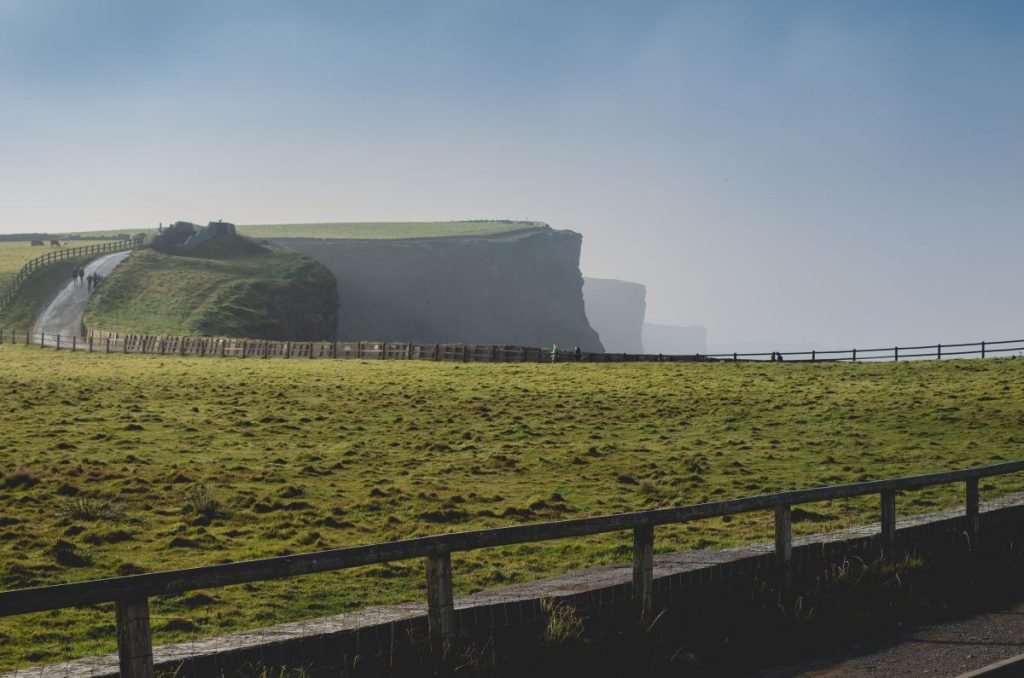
[
  {"x1": 3, "y1": 329, "x2": 1023, "y2": 365},
  {"x1": 2, "y1": 460, "x2": 1022, "y2": 677},
  {"x1": 0, "y1": 235, "x2": 145, "y2": 313},
  {"x1": 707, "y1": 338, "x2": 1024, "y2": 362}
]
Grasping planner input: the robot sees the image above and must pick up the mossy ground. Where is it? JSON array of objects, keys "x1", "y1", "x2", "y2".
[{"x1": 0, "y1": 348, "x2": 1022, "y2": 668}]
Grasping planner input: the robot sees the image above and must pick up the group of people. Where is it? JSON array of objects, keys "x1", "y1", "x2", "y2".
[
  {"x1": 71, "y1": 268, "x2": 104, "y2": 290},
  {"x1": 551, "y1": 344, "x2": 584, "y2": 362}
]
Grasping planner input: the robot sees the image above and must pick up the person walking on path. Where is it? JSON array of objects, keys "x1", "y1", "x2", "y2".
[{"x1": 551, "y1": 343, "x2": 560, "y2": 363}]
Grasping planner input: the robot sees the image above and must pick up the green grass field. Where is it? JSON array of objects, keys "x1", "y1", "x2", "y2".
[
  {"x1": 237, "y1": 220, "x2": 544, "y2": 240},
  {"x1": 0, "y1": 349, "x2": 1022, "y2": 668}
]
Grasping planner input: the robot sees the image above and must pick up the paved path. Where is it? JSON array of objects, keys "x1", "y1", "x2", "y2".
[
  {"x1": 31, "y1": 251, "x2": 130, "y2": 339},
  {"x1": 755, "y1": 600, "x2": 1024, "y2": 677}
]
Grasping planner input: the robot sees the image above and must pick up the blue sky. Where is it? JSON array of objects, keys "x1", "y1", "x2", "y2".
[{"x1": 1, "y1": 1, "x2": 1021, "y2": 348}]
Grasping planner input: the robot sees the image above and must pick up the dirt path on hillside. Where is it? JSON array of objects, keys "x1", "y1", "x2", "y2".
[
  {"x1": 32, "y1": 250, "x2": 131, "y2": 338},
  {"x1": 755, "y1": 600, "x2": 1024, "y2": 677}
]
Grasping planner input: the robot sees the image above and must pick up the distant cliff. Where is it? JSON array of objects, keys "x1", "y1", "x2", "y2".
[
  {"x1": 272, "y1": 226, "x2": 603, "y2": 350},
  {"x1": 582, "y1": 278, "x2": 646, "y2": 353}
]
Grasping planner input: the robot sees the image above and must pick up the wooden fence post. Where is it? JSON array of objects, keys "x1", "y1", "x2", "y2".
[
  {"x1": 39, "y1": 332, "x2": 44, "y2": 348},
  {"x1": 894, "y1": 346, "x2": 899, "y2": 362},
  {"x1": 937, "y1": 344, "x2": 942, "y2": 360},
  {"x1": 115, "y1": 597, "x2": 155, "y2": 678},
  {"x1": 425, "y1": 552, "x2": 456, "y2": 659},
  {"x1": 775, "y1": 504, "x2": 793, "y2": 591},
  {"x1": 880, "y1": 490, "x2": 897, "y2": 559},
  {"x1": 71, "y1": 335, "x2": 76, "y2": 351},
  {"x1": 285, "y1": 341, "x2": 290, "y2": 358},
  {"x1": 852, "y1": 348, "x2": 857, "y2": 362},
  {"x1": 811, "y1": 350, "x2": 816, "y2": 362},
  {"x1": 633, "y1": 524, "x2": 654, "y2": 625},
  {"x1": 981, "y1": 341, "x2": 986, "y2": 358},
  {"x1": 56, "y1": 334, "x2": 60, "y2": 350},
  {"x1": 966, "y1": 477, "x2": 980, "y2": 552}
]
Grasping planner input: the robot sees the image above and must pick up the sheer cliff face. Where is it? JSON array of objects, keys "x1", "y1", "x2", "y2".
[
  {"x1": 582, "y1": 277, "x2": 647, "y2": 353},
  {"x1": 272, "y1": 228, "x2": 604, "y2": 351}
]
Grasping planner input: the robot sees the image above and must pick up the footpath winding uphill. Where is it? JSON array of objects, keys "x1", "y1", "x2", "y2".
[{"x1": 32, "y1": 250, "x2": 130, "y2": 338}]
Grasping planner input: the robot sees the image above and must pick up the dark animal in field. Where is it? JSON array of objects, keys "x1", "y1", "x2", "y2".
[
  {"x1": 49, "y1": 240, "x2": 61, "y2": 247},
  {"x1": 30, "y1": 240, "x2": 44, "y2": 246}
]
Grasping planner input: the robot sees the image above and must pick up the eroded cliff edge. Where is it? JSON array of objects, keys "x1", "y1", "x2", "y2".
[{"x1": 272, "y1": 226, "x2": 603, "y2": 351}]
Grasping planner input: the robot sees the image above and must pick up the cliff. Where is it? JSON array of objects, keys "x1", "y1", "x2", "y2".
[
  {"x1": 271, "y1": 225, "x2": 603, "y2": 350},
  {"x1": 582, "y1": 277, "x2": 647, "y2": 353}
]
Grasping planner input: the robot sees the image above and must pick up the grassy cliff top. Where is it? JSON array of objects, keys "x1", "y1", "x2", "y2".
[
  {"x1": 237, "y1": 220, "x2": 547, "y2": 240},
  {"x1": 84, "y1": 244, "x2": 335, "y2": 338}
]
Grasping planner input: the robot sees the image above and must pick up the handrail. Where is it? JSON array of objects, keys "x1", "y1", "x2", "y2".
[
  {"x1": 1, "y1": 459, "x2": 1021, "y2": 618},
  {"x1": 0, "y1": 456, "x2": 1019, "y2": 675},
  {"x1": 0, "y1": 235, "x2": 145, "y2": 314}
]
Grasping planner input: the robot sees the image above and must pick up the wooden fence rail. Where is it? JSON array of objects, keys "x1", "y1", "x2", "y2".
[
  {"x1": 0, "y1": 235, "x2": 146, "y2": 314},
  {"x1": 706, "y1": 338, "x2": 1024, "y2": 363},
  {"x1": 3, "y1": 329, "x2": 1022, "y2": 365},
  {"x1": 2, "y1": 459, "x2": 1022, "y2": 677}
]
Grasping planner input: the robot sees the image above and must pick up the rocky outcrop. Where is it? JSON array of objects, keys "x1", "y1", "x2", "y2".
[
  {"x1": 582, "y1": 278, "x2": 646, "y2": 353},
  {"x1": 153, "y1": 221, "x2": 251, "y2": 256},
  {"x1": 642, "y1": 323, "x2": 708, "y2": 355},
  {"x1": 272, "y1": 226, "x2": 603, "y2": 351}
]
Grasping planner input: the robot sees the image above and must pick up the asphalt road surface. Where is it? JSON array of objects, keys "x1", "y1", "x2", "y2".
[
  {"x1": 755, "y1": 600, "x2": 1024, "y2": 677},
  {"x1": 32, "y1": 250, "x2": 131, "y2": 339}
]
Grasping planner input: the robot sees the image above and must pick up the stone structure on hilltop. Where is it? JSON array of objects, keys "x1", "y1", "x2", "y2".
[{"x1": 153, "y1": 221, "x2": 237, "y2": 255}]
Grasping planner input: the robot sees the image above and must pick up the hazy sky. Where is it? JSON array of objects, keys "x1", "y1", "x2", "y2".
[{"x1": 2, "y1": 1, "x2": 1021, "y2": 349}]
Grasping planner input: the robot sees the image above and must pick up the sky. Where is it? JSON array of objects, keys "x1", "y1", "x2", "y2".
[{"x1": 1, "y1": 0, "x2": 1022, "y2": 350}]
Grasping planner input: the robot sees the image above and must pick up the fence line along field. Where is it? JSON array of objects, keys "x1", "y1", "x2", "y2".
[
  {"x1": 1, "y1": 346, "x2": 1023, "y2": 668},
  {"x1": 0, "y1": 240, "x2": 116, "y2": 292}
]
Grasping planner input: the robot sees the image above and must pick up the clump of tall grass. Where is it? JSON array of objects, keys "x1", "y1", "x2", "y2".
[
  {"x1": 539, "y1": 598, "x2": 585, "y2": 645},
  {"x1": 58, "y1": 497, "x2": 127, "y2": 523},
  {"x1": 183, "y1": 484, "x2": 230, "y2": 520}
]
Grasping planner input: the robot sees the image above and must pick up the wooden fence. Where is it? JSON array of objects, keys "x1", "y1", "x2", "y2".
[
  {"x1": 1, "y1": 459, "x2": 1022, "y2": 677},
  {"x1": 0, "y1": 235, "x2": 146, "y2": 313},
  {"x1": 5, "y1": 329, "x2": 1022, "y2": 365},
  {"x1": 0, "y1": 329, "x2": 710, "y2": 362},
  {"x1": 706, "y1": 338, "x2": 1024, "y2": 362}
]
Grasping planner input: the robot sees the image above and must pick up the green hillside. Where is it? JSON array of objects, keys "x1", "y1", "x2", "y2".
[
  {"x1": 83, "y1": 243, "x2": 338, "y2": 340},
  {"x1": 237, "y1": 220, "x2": 544, "y2": 240},
  {"x1": 0, "y1": 351, "x2": 1021, "y2": 667}
]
